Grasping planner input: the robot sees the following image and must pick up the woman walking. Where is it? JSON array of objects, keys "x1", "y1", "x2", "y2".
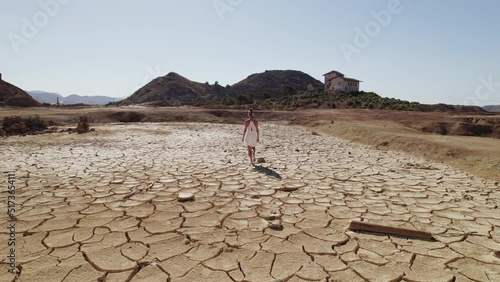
[{"x1": 242, "y1": 109, "x2": 259, "y2": 164}]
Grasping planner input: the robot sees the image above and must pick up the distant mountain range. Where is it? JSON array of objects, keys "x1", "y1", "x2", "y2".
[
  {"x1": 0, "y1": 78, "x2": 41, "y2": 107},
  {"x1": 28, "y1": 91, "x2": 121, "y2": 105},
  {"x1": 483, "y1": 105, "x2": 500, "y2": 112}
]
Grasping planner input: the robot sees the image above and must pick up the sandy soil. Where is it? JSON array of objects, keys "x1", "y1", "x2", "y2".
[
  {"x1": 292, "y1": 109, "x2": 500, "y2": 181},
  {"x1": 0, "y1": 123, "x2": 499, "y2": 281}
]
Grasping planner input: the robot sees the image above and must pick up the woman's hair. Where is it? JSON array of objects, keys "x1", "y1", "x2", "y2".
[{"x1": 249, "y1": 109, "x2": 253, "y2": 117}]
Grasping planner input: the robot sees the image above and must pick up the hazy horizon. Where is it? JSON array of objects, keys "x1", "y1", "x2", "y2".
[{"x1": 1, "y1": 0, "x2": 499, "y2": 106}]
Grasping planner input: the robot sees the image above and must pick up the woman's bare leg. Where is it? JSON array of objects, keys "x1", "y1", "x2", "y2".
[
  {"x1": 247, "y1": 146, "x2": 253, "y2": 163},
  {"x1": 252, "y1": 147, "x2": 256, "y2": 162}
]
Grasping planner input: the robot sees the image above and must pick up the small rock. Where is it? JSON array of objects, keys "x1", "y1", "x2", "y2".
[
  {"x1": 312, "y1": 131, "x2": 319, "y2": 136},
  {"x1": 178, "y1": 192, "x2": 194, "y2": 202},
  {"x1": 6, "y1": 122, "x2": 28, "y2": 134},
  {"x1": 379, "y1": 141, "x2": 389, "y2": 147},
  {"x1": 268, "y1": 219, "x2": 283, "y2": 230},
  {"x1": 77, "y1": 116, "x2": 90, "y2": 134},
  {"x1": 295, "y1": 149, "x2": 299, "y2": 152},
  {"x1": 279, "y1": 186, "x2": 300, "y2": 192},
  {"x1": 256, "y1": 157, "x2": 266, "y2": 163},
  {"x1": 463, "y1": 194, "x2": 474, "y2": 200}
]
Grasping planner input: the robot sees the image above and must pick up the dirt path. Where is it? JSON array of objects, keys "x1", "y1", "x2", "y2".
[{"x1": 1, "y1": 123, "x2": 499, "y2": 281}]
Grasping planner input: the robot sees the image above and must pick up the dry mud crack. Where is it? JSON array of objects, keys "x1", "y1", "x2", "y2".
[{"x1": 0, "y1": 123, "x2": 499, "y2": 282}]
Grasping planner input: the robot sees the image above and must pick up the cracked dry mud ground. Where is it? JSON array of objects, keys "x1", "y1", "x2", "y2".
[{"x1": 1, "y1": 123, "x2": 499, "y2": 282}]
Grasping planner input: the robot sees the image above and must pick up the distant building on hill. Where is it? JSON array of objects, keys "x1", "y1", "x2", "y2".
[{"x1": 323, "y1": 70, "x2": 361, "y2": 93}]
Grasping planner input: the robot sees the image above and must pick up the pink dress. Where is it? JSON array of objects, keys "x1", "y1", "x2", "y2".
[{"x1": 244, "y1": 120, "x2": 258, "y2": 147}]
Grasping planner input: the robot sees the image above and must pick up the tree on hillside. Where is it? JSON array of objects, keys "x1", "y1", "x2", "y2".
[{"x1": 282, "y1": 85, "x2": 296, "y2": 96}]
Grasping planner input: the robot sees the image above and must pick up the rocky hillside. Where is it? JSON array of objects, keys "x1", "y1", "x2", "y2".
[
  {"x1": 483, "y1": 105, "x2": 500, "y2": 112},
  {"x1": 259, "y1": 91, "x2": 486, "y2": 113},
  {"x1": 230, "y1": 70, "x2": 323, "y2": 97},
  {"x1": 120, "y1": 70, "x2": 323, "y2": 106},
  {"x1": 120, "y1": 72, "x2": 225, "y2": 106},
  {"x1": 0, "y1": 78, "x2": 40, "y2": 107},
  {"x1": 119, "y1": 70, "x2": 486, "y2": 113}
]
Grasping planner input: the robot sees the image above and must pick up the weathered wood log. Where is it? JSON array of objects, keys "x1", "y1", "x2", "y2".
[{"x1": 349, "y1": 221, "x2": 434, "y2": 240}]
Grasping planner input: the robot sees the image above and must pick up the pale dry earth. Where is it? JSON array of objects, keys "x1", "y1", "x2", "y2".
[{"x1": 0, "y1": 122, "x2": 499, "y2": 282}]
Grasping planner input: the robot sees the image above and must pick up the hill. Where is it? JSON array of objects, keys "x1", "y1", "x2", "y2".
[
  {"x1": 119, "y1": 70, "x2": 485, "y2": 113},
  {"x1": 28, "y1": 91, "x2": 63, "y2": 104},
  {"x1": 63, "y1": 94, "x2": 121, "y2": 105},
  {"x1": 0, "y1": 77, "x2": 40, "y2": 107},
  {"x1": 261, "y1": 91, "x2": 486, "y2": 112},
  {"x1": 483, "y1": 105, "x2": 500, "y2": 112},
  {"x1": 29, "y1": 91, "x2": 121, "y2": 105},
  {"x1": 230, "y1": 70, "x2": 323, "y2": 98},
  {"x1": 120, "y1": 72, "x2": 224, "y2": 106},
  {"x1": 120, "y1": 70, "x2": 324, "y2": 106}
]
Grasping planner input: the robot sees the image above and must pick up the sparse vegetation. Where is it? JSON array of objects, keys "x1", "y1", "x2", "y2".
[
  {"x1": 250, "y1": 90, "x2": 482, "y2": 112},
  {"x1": 106, "y1": 70, "x2": 483, "y2": 113},
  {"x1": 24, "y1": 115, "x2": 48, "y2": 130},
  {"x1": 1, "y1": 115, "x2": 48, "y2": 135},
  {"x1": 108, "y1": 111, "x2": 146, "y2": 123}
]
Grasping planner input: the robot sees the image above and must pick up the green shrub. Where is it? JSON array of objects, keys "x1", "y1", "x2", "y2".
[{"x1": 25, "y1": 115, "x2": 48, "y2": 130}]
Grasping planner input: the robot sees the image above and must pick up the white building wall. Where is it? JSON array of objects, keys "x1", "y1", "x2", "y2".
[
  {"x1": 324, "y1": 71, "x2": 360, "y2": 93},
  {"x1": 329, "y1": 77, "x2": 345, "y2": 91}
]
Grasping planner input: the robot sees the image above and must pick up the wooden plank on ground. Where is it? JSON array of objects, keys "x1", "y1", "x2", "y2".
[{"x1": 349, "y1": 220, "x2": 434, "y2": 240}]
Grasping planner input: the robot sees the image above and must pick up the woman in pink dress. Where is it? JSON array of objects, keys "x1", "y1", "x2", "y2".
[{"x1": 242, "y1": 109, "x2": 259, "y2": 164}]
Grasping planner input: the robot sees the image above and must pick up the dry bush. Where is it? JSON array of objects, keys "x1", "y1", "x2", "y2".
[{"x1": 108, "y1": 111, "x2": 146, "y2": 123}]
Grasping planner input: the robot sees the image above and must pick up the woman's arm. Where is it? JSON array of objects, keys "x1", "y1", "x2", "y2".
[
  {"x1": 255, "y1": 121, "x2": 260, "y2": 142},
  {"x1": 242, "y1": 121, "x2": 248, "y2": 141}
]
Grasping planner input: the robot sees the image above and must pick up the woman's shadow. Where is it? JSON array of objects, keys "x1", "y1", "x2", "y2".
[{"x1": 252, "y1": 164, "x2": 282, "y2": 179}]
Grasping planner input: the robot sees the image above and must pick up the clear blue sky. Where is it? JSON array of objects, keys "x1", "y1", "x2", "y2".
[{"x1": 1, "y1": 0, "x2": 499, "y2": 105}]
